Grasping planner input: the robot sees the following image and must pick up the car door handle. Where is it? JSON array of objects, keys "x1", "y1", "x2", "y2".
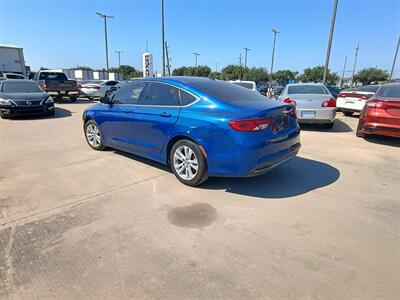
[{"x1": 160, "y1": 112, "x2": 171, "y2": 117}]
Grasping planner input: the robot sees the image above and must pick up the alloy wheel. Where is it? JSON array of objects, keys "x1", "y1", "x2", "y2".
[{"x1": 173, "y1": 146, "x2": 199, "y2": 181}]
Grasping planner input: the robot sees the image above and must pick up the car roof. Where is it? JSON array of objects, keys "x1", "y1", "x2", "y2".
[
  {"x1": 1, "y1": 79, "x2": 34, "y2": 82},
  {"x1": 286, "y1": 82, "x2": 326, "y2": 86}
]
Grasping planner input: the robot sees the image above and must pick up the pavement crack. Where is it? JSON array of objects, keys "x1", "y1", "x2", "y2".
[{"x1": 4, "y1": 225, "x2": 16, "y2": 293}]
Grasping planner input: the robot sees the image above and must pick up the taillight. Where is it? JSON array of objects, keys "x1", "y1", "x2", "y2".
[
  {"x1": 322, "y1": 98, "x2": 336, "y2": 108},
  {"x1": 360, "y1": 94, "x2": 372, "y2": 100},
  {"x1": 76, "y1": 84, "x2": 81, "y2": 90},
  {"x1": 284, "y1": 97, "x2": 296, "y2": 106},
  {"x1": 43, "y1": 83, "x2": 48, "y2": 90},
  {"x1": 229, "y1": 118, "x2": 272, "y2": 132},
  {"x1": 338, "y1": 93, "x2": 346, "y2": 98},
  {"x1": 366, "y1": 99, "x2": 386, "y2": 108}
]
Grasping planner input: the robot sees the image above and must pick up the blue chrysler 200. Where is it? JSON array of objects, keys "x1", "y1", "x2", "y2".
[{"x1": 82, "y1": 77, "x2": 301, "y2": 186}]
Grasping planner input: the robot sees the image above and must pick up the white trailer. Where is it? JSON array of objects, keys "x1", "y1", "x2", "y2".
[{"x1": 0, "y1": 44, "x2": 27, "y2": 76}]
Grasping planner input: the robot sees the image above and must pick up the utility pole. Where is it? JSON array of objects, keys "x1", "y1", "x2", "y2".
[
  {"x1": 161, "y1": 0, "x2": 166, "y2": 76},
  {"x1": 270, "y1": 28, "x2": 279, "y2": 84},
  {"x1": 114, "y1": 51, "x2": 123, "y2": 68},
  {"x1": 165, "y1": 41, "x2": 171, "y2": 76},
  {"x1": 239, "y1": 54, "x2": 243, "y2": 80},
  {"x1": 340, "y1": 55, "x2": 347, "y2": 88},
  {"x1": 350, "y1": 42, "x2": 360, "y2": 88},
  {"x1": 96, "y1": 12, "x2": 114, "y2": 71},
  {"x1": 323, "y1": 0, "x2": 339, "y2": 84},
  {"x1": 243, "y1": 47, "x2": 250, "y2": 69},
  {"x1": 390, "y1": 35, "x2": 400, "y2": 80},
  {"x1": 193, "y1": 52, "x2": 200, "y2": 67}
]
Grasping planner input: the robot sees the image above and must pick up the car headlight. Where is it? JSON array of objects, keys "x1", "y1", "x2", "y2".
[
  {"x1": 0, "y1": 98, "x2": 14, "y2": 106},
  {"x1": 45, "y1": 96, "x2": 54, "y2": 104}
]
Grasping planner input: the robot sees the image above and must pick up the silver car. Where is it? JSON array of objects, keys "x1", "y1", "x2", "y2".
[
  {"x1": 278, "y1": 83, "x2": 336, "y2": 128},
  {"x1": 80, "y1": 80, "x2": 119, "y2": 99}
]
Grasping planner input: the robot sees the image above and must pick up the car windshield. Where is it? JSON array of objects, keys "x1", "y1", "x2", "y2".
[
  {"x1": 189, "y1": 79, "x2": 267, "y2": 102},
  {"x1": 288, "y1": 85, "x2": 328, "y2": 94},
  {"x1": 377, "y1": 85, "x2": 400, "y2": 98},
  {"x1": 2, "y1": 81, "x2": 43, "y2": 93},
  {"x1": 231, "y1": 82, "x2": 254, "y2": 89},
  {"x1": 39, "y1": 72, "x2": 68, "y2": 81}
]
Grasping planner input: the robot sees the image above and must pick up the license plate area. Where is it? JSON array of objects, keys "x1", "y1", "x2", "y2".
[
  {"x1": 272, "y1": 115, "x2": 289, "y2": 133},
  {"x1": 301, "y1": 111, "x2": 316, "y2": 119}
]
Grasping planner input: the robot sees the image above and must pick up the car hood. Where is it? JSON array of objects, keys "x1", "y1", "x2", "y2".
[{"x1": 0, "y1": 92, "x2": 49, "y2": 101}]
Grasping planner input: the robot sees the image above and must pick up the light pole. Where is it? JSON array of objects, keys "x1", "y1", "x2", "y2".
[
  {"x1": 114, "y1": 51, "x2": 123, "y2": 68},
  {"x1": 244, "y1": 47, "x2": 250, "y2": 69},
  {"x1": 96, "y1": 12, "x2": 114, "y2": 71},
  {"x1": 323, "y1": 0, "x2": 339, "y2": 84},
  {"x1": 193, "y1": 52, "x2": 200, "y2": 67},
  {"x1": 161, "y1": 0, "x2": 166, "y2": 76},
  {"x1": 270, "y1": 28, "x2": 279, "y2": 84},
  {"x1": 340, "y1": 55, "x2": 347, "y2": 88},
  {"x1": 390, "y1": 35, "x2": 400, "y2": 80},
  {"x1": 350, "y1": 42, "x2": 360, "y2": 87}
]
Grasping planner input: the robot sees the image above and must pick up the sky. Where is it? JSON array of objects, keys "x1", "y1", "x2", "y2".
[{"x1": 1, "y1": 0, "x2": 399, "y2": 76}]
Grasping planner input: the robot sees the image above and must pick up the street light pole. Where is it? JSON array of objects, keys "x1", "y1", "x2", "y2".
[
  {"x1": 390, "y1": 35, "x2": 400, "y2": 80},
  {"x1": 323, "y1": 0, "x2": 339, "y2": 84},
  {"x1": 193, "y1": 52, "x2": 200, "y2": 67},
  {"x1": 114, "y1": 51, "x2": 123, "y2": 68},
  {"x1": 340, "y1": 55, "x2": 347, "y2": 88},
  {"x1": 161, "y1": 0, "x2": 166, "y2": 76},
  {"x1": 270, "y1": 28, "x2": 279, "y2": 84},
  {"x1": 350, "y1": 42, "x2": 360, "y2": 88},
  {"x1": 243, "y1": 47, "x2": 250, "y2": 69},
  {"x1": 96, "y1": 12, "x2": 114, "y2": 71}
]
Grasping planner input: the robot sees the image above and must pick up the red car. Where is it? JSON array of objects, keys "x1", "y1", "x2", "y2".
[{"x1": 357, "y1": 83, "x2": 400, "y2": 138}]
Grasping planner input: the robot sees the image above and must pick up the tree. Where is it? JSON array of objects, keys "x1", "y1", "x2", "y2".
[
  {"x1": 220, "y1": 65, "x2": 244, "y2": 80},
  {"x1": 353, "y1": 68, "x2": 389, "y2": 85},
  {"x1": 171, "y1": 66, "x2": 211, "y2": 77},
  {"x1": 273, "y1": 70, "x2": 298, "y2": 85},
  {"x1": 109, "y1": 65, "x2": 142, "y2": 79},
  {"x1": 243, "y1": 67, "x2": 269, "y2": 83},
  {"x1": 72, "y1": 66, "x2": 93, "y2": 71},
  {"x1": 297, "y1": 66, "x2": 339, "y2": 85}
]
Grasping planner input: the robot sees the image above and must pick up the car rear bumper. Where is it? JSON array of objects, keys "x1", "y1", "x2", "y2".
[
  {"x1": 337, "y1": 98, "x2": 365, "y2": 112},
  {"x1": 47, "y1": 91, "x2": 79, "y2": 97},
  {"x1": 359, "y1": 123, "x2": 400, "y2": 138},
  {"x1": 297, "y1": 108, "x2": 336, "y2": 124},
  {"x1": 0, "y1": 104, "x2": 54, "y2": 117}
]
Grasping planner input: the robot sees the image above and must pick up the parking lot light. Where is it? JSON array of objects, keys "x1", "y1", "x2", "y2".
[{"x1": 96, "y1": 12, "x2": 114, "y2": 71}]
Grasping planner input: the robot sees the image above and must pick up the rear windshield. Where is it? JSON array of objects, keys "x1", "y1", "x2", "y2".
[
  {"x1": 189, "y1": 79, "x2": 267, "y2": 102},
  {"x1": 2, "y1": 81, "x2": 42, "y2": 93},
  {"x1": 231, "y1": 82, "x2": 254, "y2": 89},
  {"x1": 6, "y1": 74, "x2": 25, "y2": 79},
  {"x1": 288, "y1": 85, "x2": 328, "y2": 95},
  {"x1": 377, "y1": 85, "x2": 400, "y2": 98},
  {"x1": 344, "y1": 85, "x2": 380, "y2": 93},
  {"x1": 39, "y1": 72, "x2": 68, "y2": 81}
]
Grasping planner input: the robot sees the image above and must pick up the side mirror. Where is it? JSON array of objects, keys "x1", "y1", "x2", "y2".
[{"x1": 100, "y1": 96, "x2": 112, "y2": 104}]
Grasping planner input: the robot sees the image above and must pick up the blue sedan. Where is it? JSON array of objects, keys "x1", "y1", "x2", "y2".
[{"x1": 83, "y1": 77, "x2": 301, "y2": 186}]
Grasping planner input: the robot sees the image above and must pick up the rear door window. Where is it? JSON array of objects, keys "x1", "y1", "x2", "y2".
[
  {"x1": 377, "y1": 85, "x2": 400, "y2": 98},
  {"x1": 139, "y1": 83, "x2": 180, "y2": 106},
  {"x1": 179, "y1": 90, "x2": 197, "y2": 106}
]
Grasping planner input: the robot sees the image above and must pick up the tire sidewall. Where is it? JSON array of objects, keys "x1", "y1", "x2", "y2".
[
  {"x1": 170, "y1": 140, "x2": 208, "y2": 186},
  {"x1": 84, "y1": 120, "x2": 104, "y2": 150}
]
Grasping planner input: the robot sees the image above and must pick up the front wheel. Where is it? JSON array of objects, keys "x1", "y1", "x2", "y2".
[
  {"x1": 84, "y1": 120, "x2": 105, "y2": 150},
  {"x1": 170, "y1": 140, "x2": 208, "y2": 186},
  {"x1": 0, "y1": 113, "x2": 9, "y2": 119}
]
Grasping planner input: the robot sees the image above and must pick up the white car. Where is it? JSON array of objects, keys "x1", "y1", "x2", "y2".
[
  {"x1": 336, "y1": 85, "x2": 380, "y2": 116},
  {"x1": 229, "y1": 80, "x2": 257, "y2": 91},
  {"x1": 1, "y1": 72, "x2": 27, "y2": 79},
  {"x1": 80, "y1": 80, "x2": 119, "y2": 99}
]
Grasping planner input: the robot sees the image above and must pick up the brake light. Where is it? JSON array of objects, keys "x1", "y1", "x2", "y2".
[
  {"x1": 43, "y1": 83, "x2": 48, "y2": 90},
  {"x1": 76, "y1": 84, "x2": 81, "y2": 90},
  {"x1": 322, "y1": 98, "x2": 336, "y2": 108},
  {"x1": 283, "y1": 97, "x2": 296, "y2": 106},
  {"x1": 229, "y1": 118, "x2": 272, "y2": 132},
  {"x1": 366, "y1": 99, "x2": 386, "y2": 108},
  {"x1": 338, "y1": 92, "x2": 372, "y2": 100}
]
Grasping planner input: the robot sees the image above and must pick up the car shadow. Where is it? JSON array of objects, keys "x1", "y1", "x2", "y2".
[
  {"x1": 200, "y1": 157, "x2": 340, "y2": 198},
  {"x1": 109, "y1": 149, "x2": 171, "y2": 172},
  {"x1": 364, "y1": 135, "x2": 400, "y2": 147},
  {"x1": 54, "y1": 97, "x2": 97, "y2": 104},
  {"x1": 300, "y1": 119, "x2": 353, "y2": 133},
  {"x1": 6, "y1": 107, "x2": 72, "y2": 120}
]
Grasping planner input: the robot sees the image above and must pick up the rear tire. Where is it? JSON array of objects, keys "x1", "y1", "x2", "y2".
[
  {"x1": 170, "y1": 140, "x2": 208, "y2": 187},
  {"x1": 323, "y1": 122, "x2": 334, "y2": 129},
  {"x1": 343, "y1": 111, "x2": 354, "y2": 116}
]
